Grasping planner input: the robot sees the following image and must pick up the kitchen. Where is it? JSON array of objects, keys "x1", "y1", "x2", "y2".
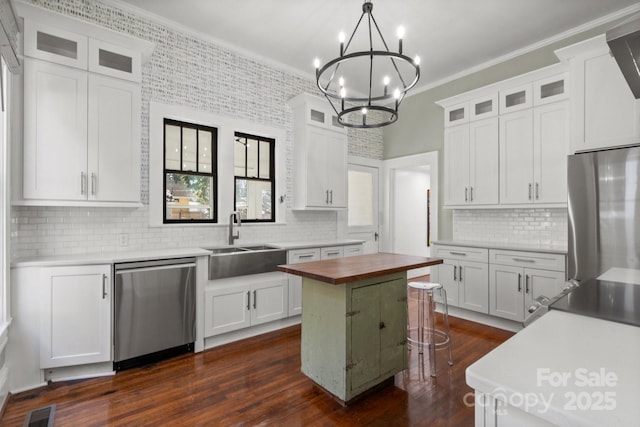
[{"x1": 1, "y1": 0, "x2": 640, "y2": 425}]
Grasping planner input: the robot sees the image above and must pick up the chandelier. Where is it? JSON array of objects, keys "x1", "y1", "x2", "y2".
[{"x1": 314, "y1": 1, "x2": 421, "y2": 128}]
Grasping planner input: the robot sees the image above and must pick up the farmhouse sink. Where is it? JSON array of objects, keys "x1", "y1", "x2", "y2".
[{"x1": 205, "y1": 245, "x2": 287, "y2": 279}]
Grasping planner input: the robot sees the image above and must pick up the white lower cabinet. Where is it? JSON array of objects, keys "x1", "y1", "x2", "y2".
[
  {"x1": 204, "y1": 272, "x2": 288, "y2": 337},
  {"x1": 431, "y1": 245, "x2": 489, "y2": 314},
  {"x1": 489, "y1": 250, "x2": 566, "y2": 322},
  {"x1": 40, "y1": 265, "x2": 112, "y2": 369}
]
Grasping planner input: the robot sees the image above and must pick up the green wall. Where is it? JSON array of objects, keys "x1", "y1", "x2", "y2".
[{"x1": 383, "y1": 20, "x2": 625, "y2": 240}]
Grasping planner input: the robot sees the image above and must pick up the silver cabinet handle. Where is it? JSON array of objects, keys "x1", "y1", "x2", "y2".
[
  {"x1": 326, "y1": 190, "x2": 329, "y2": 204},
  {"x1": 449, "y1": 251, "x2": 467, "y2": 256},
  {"x1": 512, "y1": 257, "x2": 535, "y2": 263},
  {"x1": 465, "y1": 187, "x2": 468, "y2": 202},
  {"x1": 253, "y1": 290, "x2": 257, "y2": 309},
  {"x1": 453, "y1": 265, "x2": 457, "y2": 281},
  {"x1": 91, "y1": 173, "x2": 97, "y2": 196},
  {"x1": 535, "y1": 183, "x2": 539, "y2": 200},
  {"x1": 528, "y1": 183, "x2": 532, "y2": 200},
  {"x1": 102, "y1": 274, "x2": 108, "y2": 299},
  {"x1": 330, "y1": 190, "x2": 333, "y2": 204},
  {"x1": 459, "y1": 266, "x2": 463, "y2": 282},
  {"x1": 518, "y1": 273, "x2": 522, "y2": 292},
  {"x1": 298, "y1": 254, "x2": 315, "y2": 259},
  {"x1": 247, "y1": 291, "x2": 251, "y2": 310},
  {"x1": 470, "y1": 186, "x2": 474, "y2": 202},
  {"x1": 81, "y1": 172, "x2": 87, "y2": 195},
  {"x1": 525, "y1": 275, "x2": 530, "y2": 293},
  {"x1": 326, "y1": 251, "x2": 340, "y2": 256}
]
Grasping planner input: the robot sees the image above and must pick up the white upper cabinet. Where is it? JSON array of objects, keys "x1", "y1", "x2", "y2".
[
  {"x1": 17, "y1": 9, "x2": 153, "y2": 206},
  {"x1": 556, "y1": 34, "x2": 640, "y2": 152},
  {"x1": 499, "y1": 83, "x2": 532, "y2": 114},
  {"x1": 499, "y1": 109, "x2": 534, "y2": 204},
  {"x1": 533, "y1": 74, "x2": 568, "y2": 106},
  {"x1": 289, "y1": 93, "x2": 348, "y2": 210}
]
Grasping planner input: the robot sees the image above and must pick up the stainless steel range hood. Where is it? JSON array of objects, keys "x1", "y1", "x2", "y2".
[{"x1": 607, "y1": 12, "x2": 640, "y2": 99}]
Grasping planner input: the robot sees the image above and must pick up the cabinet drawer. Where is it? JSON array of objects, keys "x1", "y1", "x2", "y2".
[
  {"x1": 288, "y1": 248, "x2": 321, "y2": 263},
  {"x1": 432, "y1": 245, "x2": 489, "y2": 262},
  {"x1": 321, "y1": 246, "x2": 343, "y2": 259},
  {"x1": 489, "y1": 249, "x2": 566, "y2": 271},
  {"x1": 343, "y1": 245, "x2": 364, "y2": 257}
]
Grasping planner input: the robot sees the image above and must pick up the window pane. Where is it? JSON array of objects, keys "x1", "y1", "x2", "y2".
[
  {"x1": 234, "y1": 137, "x2": 246, "y2": 176},
  {"x1": 236, "y1": 179, "x2": 272, "y2": 221},
  {"x1": 246, "y1": 137, "x2": 258, "y2": 177},
  {"x1": 165, "y1": 124, "x2": 181, "y2": 170},
  {"x1": 348, "y1": 170, "x2": 373, "y2": 226},
  {"x1": 165, "y1": 173, "x2": 214, "y2": 220},
  {"x1": 198, "y1": 130, "x2": 212, "y2": 173},
  {"x1": 182, "y1": 128, "x2": 197, "y2": 172},
  {"x1": 259, "y1": 140, "x2": 270, "y2": 179}
]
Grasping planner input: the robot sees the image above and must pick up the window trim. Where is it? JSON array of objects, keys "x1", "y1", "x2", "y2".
[
  {"x1": 163, "y1": 118, "x2": 218, "y2": 224},
  {"x1": 233, "y1": 132, "x2": 276, "y2": 223}
]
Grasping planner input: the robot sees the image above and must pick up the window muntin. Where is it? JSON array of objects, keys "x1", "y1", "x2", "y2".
[
  {"x1": 234, "y1": 132, "x2": 275, "y2": 222},
  {"x1": 164, "y1": 119, "x2": 217, "y2": 223}
]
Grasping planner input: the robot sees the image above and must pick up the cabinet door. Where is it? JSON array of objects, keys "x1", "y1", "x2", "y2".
[
  {"x1": 524, "y1": 268, "x2": 566, "y2": 309},
  {"x1": 444, "y1": 125, "x2": 470, "y2": 206},
  {"x1": 251, "y1": 277, "x2": 288, "y2": 325},
  {"x1": 325, "y1": 131, "x2": 348, "y2": 208},
  {"x1": 533, "y1": 101, "x2": 569, "y2": 204},
  {"x1": 469, "y1": 117, "x2": 499, "y2": 205},
  {"x1": 204, "y1": 284, "x2": 251, "y2": 336},
  {"x1": 306, "y1": 127, "x2": 330, "y2": 207},
  {"x1": 435, "y1": 260, "x2": 458, "y2": 307},
  {"x1": 288, "y1": 276, "x2": 303, "y2": 316},
  {"x1": 350, "y1": 284, "x2": 381, "y2": 390},
  {"x1": 24, "y1": 59, "x2": 88, "y2": 200},
  {"x1": 40, "y1": 265, "x2": 111, "y2": 368},
  {"x1": 88, "y1": 74, "x2": 141, "y2": 202},
  {"x1": 23, "y1": 20, "x2": 88, "y2": 69},
  {"x1": 489, "y1": 264, "x2": 524, "y2": 322},
  {"x1": 378, "y1": 278, "x2": 407, "y2": 376},
  {"x1": 499, "y1": 109, "x2": 534, "y2": 204},
  {"x1": 459, "y1": 260, "x2": 489, "y2": 314}
]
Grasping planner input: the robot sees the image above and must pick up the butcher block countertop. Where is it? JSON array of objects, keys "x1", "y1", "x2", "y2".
[{"x1": 278, "y1": 252, "x2": 443, "y2": 284}]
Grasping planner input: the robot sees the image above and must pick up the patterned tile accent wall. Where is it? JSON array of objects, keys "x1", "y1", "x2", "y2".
[
  {"x1": 452, "y1": 208, "x2": 568, "y2": 247},
  {"x1": 10, "y1": 0, "x2": 382, "y2": 259}
]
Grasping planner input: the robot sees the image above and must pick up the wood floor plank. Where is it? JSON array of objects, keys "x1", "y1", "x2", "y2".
[{"x1": 1, "y1": 315, "x2": 512, "y2": 426}]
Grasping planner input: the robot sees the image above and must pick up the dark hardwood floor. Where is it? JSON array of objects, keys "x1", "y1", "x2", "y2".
[{"x1": 1, "y1": 315, "x2": 513, "y2": 427}]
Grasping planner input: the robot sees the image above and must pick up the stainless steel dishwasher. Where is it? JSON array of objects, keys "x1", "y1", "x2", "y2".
[{"x1": 114, "y1": 258, "x2": 196, "y2": 370}]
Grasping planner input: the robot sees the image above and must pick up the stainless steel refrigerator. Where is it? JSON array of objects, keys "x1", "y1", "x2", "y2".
[
  {"x1": 567, "y1": 145, "x2": 640, "y2": 281},
  {"x1": 550, "y1": 145, "x2": 640, "y2": 327}
]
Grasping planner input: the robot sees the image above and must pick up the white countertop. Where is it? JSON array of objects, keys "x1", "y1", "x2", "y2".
[
  {"x1": 11, "y1": 247, "x2": 212, "y2": 268},
  {"x1": 466, "y1": 310, "x2": 640, "y2": 426},
  {"x1": 434, "y1": 240, "x2": 567, "y2": 255},
  {"x1": 268, "y1": 239, "x2": 364, "y2": 250}
]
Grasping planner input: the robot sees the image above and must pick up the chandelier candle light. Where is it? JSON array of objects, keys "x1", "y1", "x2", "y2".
[{"x1": 314, "y1": 1, "x2": 421, "y2": 128}]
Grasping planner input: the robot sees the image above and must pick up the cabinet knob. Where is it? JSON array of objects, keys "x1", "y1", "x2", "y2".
[{"x1": 379, "y1": 321, "x2": 386, "y2": 330}]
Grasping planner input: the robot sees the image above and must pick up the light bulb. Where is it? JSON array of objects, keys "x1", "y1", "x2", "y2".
[
  {"x1": 383, "y1": 76, "x2": 390, "y2": 86},
  {"x1": 362, "y1": 107, "x2": 368, "y2": 115},
  {"x1": 397, "y1": 26, "x2": 405, "y2": 39},
  {"x1": 313, "y1": 58, "x2": 320, "y2": 69},
  {"x1": 338, "y1": 32, "x2": 346, "y2": 43},
  {"x1": 339, "y1": 76, "x2": 345, "y2": 87},
  {"x1": 340, "y1": 87, "x2": 346, "y2": 98},
  {"x1": 394, "y1": 88, "x2": 401, "y2": 99},
  {"x1": 414, "y1": 55, "x2": 421, "y2": 65}
]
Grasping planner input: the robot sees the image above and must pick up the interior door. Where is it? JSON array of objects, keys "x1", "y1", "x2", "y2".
[{"x1": 348, "y1": 162, "x2": 379, "y2": 253}]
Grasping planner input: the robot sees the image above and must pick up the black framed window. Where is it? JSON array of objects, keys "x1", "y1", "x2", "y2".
[
  {"x1": 234, "y1": 132, "x2": 275, "y2": 222},
  {"x1": 164, "y1": 119, "x2": 217, "y2": 223}
]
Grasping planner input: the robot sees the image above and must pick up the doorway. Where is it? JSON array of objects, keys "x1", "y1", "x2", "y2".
[
  {"x1": 382, "y1": 152, "x2": 438, "y2": 279},
  {"x1": 347, "y1": 157, "x2": 381, "y2": 254}
]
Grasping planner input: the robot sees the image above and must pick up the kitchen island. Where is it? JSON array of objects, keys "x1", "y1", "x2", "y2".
[{"x1": 278, "y1": 252, "x2": 443, "y2": 404}]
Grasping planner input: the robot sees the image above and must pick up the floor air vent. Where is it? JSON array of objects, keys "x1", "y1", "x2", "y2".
[{"x1": 23, "y1": 404, "x2": 55, "y2": 427}]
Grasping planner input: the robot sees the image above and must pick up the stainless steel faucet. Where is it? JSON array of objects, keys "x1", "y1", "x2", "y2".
[{"x1": 228, "y1": 211, "x2": 241, "y2": 245}]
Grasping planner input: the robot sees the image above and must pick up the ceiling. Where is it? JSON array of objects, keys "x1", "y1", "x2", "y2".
[{"x1": 110, "y1": 0, "x2": 640, "y2": 93}]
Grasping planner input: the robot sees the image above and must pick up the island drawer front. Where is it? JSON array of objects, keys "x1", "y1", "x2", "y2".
[
  {"x1": 489, "y1": 249, "x2": 565, "y2": 271},
  {"x1": 288, "y1": 248, "x2": 321, "y2": 264},
  {"x1": 432, "y1": 245, "x2": 488, "y2": 262},
  {"x1": 321, "y1": 246, "x2": 344, "y2": 260},
  {"x1": 343, "y1": 245, "x2": 364, "y2": 257}
]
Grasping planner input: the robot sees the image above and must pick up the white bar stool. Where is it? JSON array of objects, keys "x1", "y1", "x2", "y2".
[{"x1": 407, "y1": 281, "x2": 453, "y2": 377}]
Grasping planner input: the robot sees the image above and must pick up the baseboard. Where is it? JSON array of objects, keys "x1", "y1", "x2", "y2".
[
  {"x1": 204, "y1": 316, "x2": 301, "y2": 350},
  {"x1": 448, "y1": 306, "x2": 523, "y2": 333}
]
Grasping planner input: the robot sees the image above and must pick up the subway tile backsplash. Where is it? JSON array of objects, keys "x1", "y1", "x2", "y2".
[{"x1": 452, "y1": 208, "x2": 568, "y2": 248}]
